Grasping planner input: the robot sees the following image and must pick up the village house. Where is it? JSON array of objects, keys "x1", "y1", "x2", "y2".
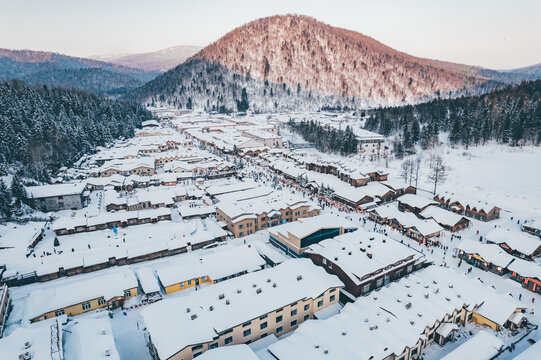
[
  {"x1": 26, "y1": 183, "x2": 88, "y2": 212},
  {"x1": 216, "y1": 192, "x2": 320, "y2": 238},
  {"x1": 268, "y1": 215, "x2": 357, "y2": 257},
  {"x1": 267, "y1": 266, "x2": 525, "y2": 360},
  {"x1": 398, "y1": 193, "x2": 438, "y2": 215},
  {"x1": 27, "y1": 269, "x2": 138, "y2": 323},
  {"x1": 523, "y1": 218, "x2": 541, "y2": 238},
  {"x1": 142, "y1": 259, "x2": 344, "y2": 360},
  {"x1": 433, "y1": 193, "x2": 501, "y2": 221},
  {"x1": 420, "y1": 206, "x2": 471, "y2": 232},
  {"x1": 486, "y1": 227, "x2": 541, "y2": 260},
  {"x1": 355, "y1": 129, "x2": 385, "y2": 154},
  {"x1": 156, "y1": 246, "x2": 265, "y2": 294},
  {"x1": 99, "y1": 158, "x2": 155, "y2": 177},
  {"x1": 305, "y1": 230, "x2": 427, "y2": 298}
]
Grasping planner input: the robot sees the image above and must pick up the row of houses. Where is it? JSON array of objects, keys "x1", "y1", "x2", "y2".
[
  {"x1": 265, "y1": 266, "x2": 525, "y2": 360},
  {"x1": 433, "y1": 193, "x2": 501, "y2": 222},
  {"x1": 457, "y1": 238, "x2": 541, "y2": 294},
  {"x1": 53, "y1": 208, "x2": 173, "y2": 236}
]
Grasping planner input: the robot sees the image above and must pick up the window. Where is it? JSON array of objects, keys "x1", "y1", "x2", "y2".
[
  {"x1": 260, "y1": 333, "x2": 268, "y2": 339},
  {"x1": 260, "y1": 322, "x2": 268, "y2": 330},
  {"x1": 82, "y1": 302, "x2": 91, "y2": 310},
  {"x1": 55, "y1": 309, "x2": 65, "y2": 316},
  {"x1": 98, "y1": 298, "x2": 106, "y2": 305},
  {"x1": 224, "y1": 336, "x2": 233, "y2": 345},
  {"x1": 239, "y1": 224, "x2": 244, "y2": 229},
  {"x1": 291, "y1": 320, "x2": 298, "y2": 327},
  {"x1": 362, "y1": 284, "x2": 371, "y2": 295},
  {"x1": 290, "y1": 309, "x2": 297, "y2": 316},
  {"x1": 330, "y1": 295, "x2": 336, "y2": 302},
  {"x1": 239, "y1": 232, "x2": 244, "y2": 237},
  {"x1": 124, "y1": 290, "x2": 132, "y2": 297},
  {"x1": 181, "y1": 283, "x2": 185, "y2": 288},
  {"x1": 242, "y1": 321, "x2": 251, "y2": 327},
  {"x1": 317, "y1": 300, "x2": 324, "y2": 307},
  {"x1": 276, "y1": 326, "x2": 283, "y2": 334},
  {"x1": 411, "y1": 348, "x2": 417, "y2": 356},
  {"x1": 188, "y1": 280, "x2": 192, "y2": 285},
  {"x1": 243, "y1": 329, "x2": 251, "y2": 337},
  {"x1": 209, "y1": 343, "x2": 218, "y2": 349},
  {"x1": 259, "y1": 314, "x2": 268, "y2": 320},
  {"x1": 192, "y1": 345, "x2": 203, "y2": 351},
  {"x1": 193, "y1": 352, "x2": 202, "y2": 358},
  {"x1": 276, "y1": 315, "x2": 283, "y2": 323},
  {"x1": 304, "y1": 314, "x2": 310, "y2": 321},
  {"x1": 303, "y1": 304, "x2": 310, "y2": 311}
]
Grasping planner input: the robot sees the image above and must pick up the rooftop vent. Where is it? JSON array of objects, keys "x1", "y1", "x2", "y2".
[
  {"x1": 315, "y1": 343, "x2": 320, "y2": 349},
  {"x1": 256, "y1": 288, "x2": 262, "y2": 294},
  {"x1": 237, "y1": 289, "x2": 242, "y2": 294},
  {"x1": 209, "y1": 306, "x2": 214, "y2": 311},
  {"x1": 405, "y1": 303, "x2": 412, "y2": 309},
  {"x1": 342, "y1": 247, "x2": 346, "y2": 250},
  {"x1": 218, "y1": 294, "x2": 225, "y2": 300},
  {"x1": 334, "y1": 257, "x2": 339, "y2": 261},
  {"x1": 448, "y1": 284, "x2": 454, "y2": 288},
  {"x1": 19, "y1": 353, "x2": 31, "y2": 360},
  {"x1": 253, "y1": 283, "x2": 257, "y2": 288},
  {"x1": 342, "y1": 330, "x2": 347, "y2": 335},
  {"x1": 24, "y1": 342, "x2": 31, "y2": 349},
  {"x1": 323, "y1": 348, "x2": 329, "y2": 354},
  {"x1": 267, "y1": 278, "x2": 271, "y2": 283},
  {"x1": 360, "y1": 248, "x2": 366, "y2": 252},
  {"x1": 104, "y1": 348, "x2": 111, "y2": 357},
  {"x1": 410, "y1": 321, "x2": 415, "y2": 325},
  {"x1": 226, "y1": 300, "x2": 230, "y2": 305},
  {"x1": 457, "y1": 294, "x2": 462, "y2": 298},
  {"x1": 367, "y1": 253, "x2": 372, "y2": 259},
  {"x1": 297, "y1": 275, "x2": 303, "y2": 281},
  {"x1": 424, "y1": 294, "x2": 429, "y2": 299},
  {"x1": 348, "y1": 251, "x2": 352, "y2": 255},
  {"x1": 191, "y1": 314, "x2": 197, "y2": 320},
  {"x1": 100, "y1": 329, "x2": 107, "y2": 335},
  {"x1": 417, "y1": 313, "x2": 422, "y2": 317},
  {"x1": 186, "y1": 308, "x2": 191, "y2": 313},
  {"x1": 273, "y1": 283, "x2": 277, "y2": 288}
]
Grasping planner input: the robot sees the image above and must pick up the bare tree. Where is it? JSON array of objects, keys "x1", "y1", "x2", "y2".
[
  {"x1": 400, "y1": 159, "x2": 413, "y2": 184},
  {"x1": 427, "y1": 155, "x2": 447, "y2": 194},
  {"x1": 414, "y1": 155, "x2": 422, "y2": 188}
]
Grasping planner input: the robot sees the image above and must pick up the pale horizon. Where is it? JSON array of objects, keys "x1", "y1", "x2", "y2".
[{"x1": 0, "y1": 0, "x2": 540, "y2": 70}]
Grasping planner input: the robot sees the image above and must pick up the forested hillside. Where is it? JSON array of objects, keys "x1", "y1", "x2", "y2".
[
  {"x1": 0, "y1": 49, "x2": 159, "y2": 95},
  {"x1": 288, "y1": 119, "x2": 358, "y2": 155},
  {"x1": 0, "y1": 80, "x2": 151, "y2": 179},
  {"x1": 365, "y1": 80, "x2": 541, "y2": 149}
]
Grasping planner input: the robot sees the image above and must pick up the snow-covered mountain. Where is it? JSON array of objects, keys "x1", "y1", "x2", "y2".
[
  {"x1": 92, "y1": 45, "x2": 202, "y2": 72},
  {"x1": 129, "y1": 14, "x2": 515, "y2": 111}
]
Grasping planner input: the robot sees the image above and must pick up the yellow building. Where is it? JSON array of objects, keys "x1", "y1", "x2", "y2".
[
  {"x1": 27, "y1": 269, "x2": 138, "y2": 323},
  {"x1": 142, "y1": 259, "x2": 344, "y2": 360},
  {"x1": 156, "y1": 245, "x2": 265, "y2": 295}
]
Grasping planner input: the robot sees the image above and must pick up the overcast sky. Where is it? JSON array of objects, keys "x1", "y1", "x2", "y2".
[{"x1": 1, "y1": 0, "x2": 540, "y2": 69}]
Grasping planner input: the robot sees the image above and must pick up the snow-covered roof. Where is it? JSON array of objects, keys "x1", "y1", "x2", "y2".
[
  {"x1": 155, "y1": 245, "x2": 265, "y2": 287},
  {"x1": 135, "y1": 267, "x2": 161, "y2": 294},
  {"x1": 142, "y1": 259, "x2": 344, "y2": 360},
  {"x1": 398, "y1": 193, "x2": 438, "y2": 210},
  {"x1": 420, "y1": 206, "x2": 467, "y2": 227},
  {"x1": 26, "y1": 182, "x2": 86, "y2": 199},
  {"x1": 268, "y1": 214, "x2": 357, "y2": 241},
  {"x1": 215, "y1": 186, "x2": 274, "y2": 203},
  {"x1": 507, "y1": 257, "x2": 541, "y2": 279},
  {"x1": 267, "y1": 266, "x2": 520, "y2": 360},
  {"x1": 305, "y1": 230, "x2": 421, "y2": 286},
  {"x1": 63, "y1": 318, "x2": 120, "y2": 360},
  {"x1": 513, "y1": 338, "x2": 541, "y2": 359},
  {"x1": 197, "y1": 344, "x2": 259, "y2": 360},
  {"x1": 25, "y1": 269, "x2": 137, "y2": 320},
  {"x1": 411, "y1": 219, "x2": 443, "y2": 236},
  {"x1": 485, "y1": 228, "x2": 541, "y2": 256},
  {"x1": 205, "y1": 179, "x2": 258, "y2": 196},
  {"x1": 440, "y1": 330, "x2": 504, "y2": 360},
  {"x1": 457, "y1": 239, "x2": 515, "y2": 268},
  {"x1": 0, "y1": 318, "x2": 64, "y2": 360}
]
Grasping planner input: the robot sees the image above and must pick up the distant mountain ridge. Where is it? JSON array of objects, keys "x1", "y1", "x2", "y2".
[
  {"x1": 0, "y1": 48, "x2": 160, "y2": 95},
  {"x1": 91, "y1": 45, "x2": 202, "y2": 72},
  {"x1": 130, "y1": 14, "x2": 539, "y2": 112}
]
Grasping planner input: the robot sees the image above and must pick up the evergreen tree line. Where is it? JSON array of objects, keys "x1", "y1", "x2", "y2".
[
  {"x1": 0, "y1": 80, "x2": 151, "y2": 180},
  {"x1": 288, "y1": 119, "x2": 358, "y2": 155},
  {"x1": 365, "y1": 80, "x2": 541, "y2": 149}
]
